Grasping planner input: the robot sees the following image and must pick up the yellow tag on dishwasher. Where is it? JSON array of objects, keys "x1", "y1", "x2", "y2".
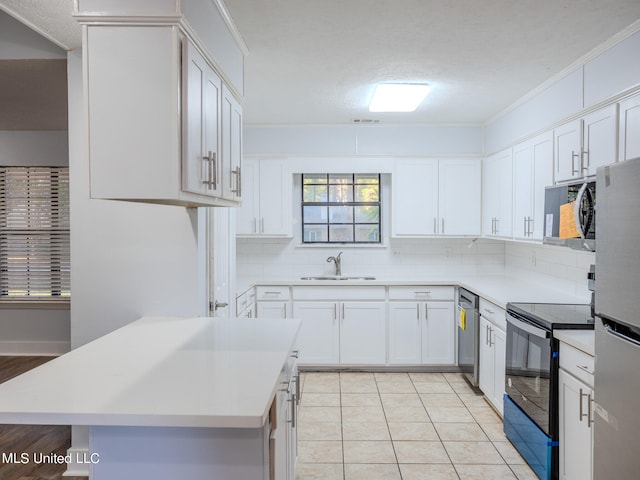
[{"x1": 460, "y1": 307, "x2": 466, "y2": 330}]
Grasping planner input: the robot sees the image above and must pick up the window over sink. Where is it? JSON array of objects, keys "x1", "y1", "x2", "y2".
[{"x1": 301, "y1": 174, "x2": 381, "y2": 244}]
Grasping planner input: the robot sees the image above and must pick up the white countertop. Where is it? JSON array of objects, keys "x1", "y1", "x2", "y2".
[
  {"x1": 244, "y1": 274, "x2": 589, "y2": 308},
  {"x1": 0, "y1": 316, "x2": 300, "y2": 429},
  {"x1": 554, "y1": 329, "x2": 595, "y2": 356}
]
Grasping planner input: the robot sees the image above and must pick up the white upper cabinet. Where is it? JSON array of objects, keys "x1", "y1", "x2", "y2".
[
  {"x1": 555, "y1": 105, "x2": 617, "y2": 183},
  {"x1": 619, "y1": 93, "x2": 640, "y2": 162},
  {"x1": 439, "y1": 159, "x2": 481, "y2": 236},
  {"x1": 392, "y1": 159, "x2": 438, "y2": 236},
  {"x1": 183, "y1": 40, "x2": 222, "y2": 197},
  {"x1": 482, "y1": 148, "x2": 513, "y2": 238},
  {"x1": 393, "y1": 158, "x2": 480, "y2": 237},
  {"x1": 512, "y1": 132, "x2": 553, "y2": 241},
  {"x1": 83, "y1": 25, "x2": 243, "y2": 207},
  {"x1": 222, "y1": 85, "x2": 243, "y2": 202},
  {"x1": 554, "y1": 119, "x2": 583, "y2": 183},
  {"x1": 237, "y1": 159, "x2": 292, "y2": 236},
  {"x1": 582, "y1": 104, "x2": 618, "y2": 176}
]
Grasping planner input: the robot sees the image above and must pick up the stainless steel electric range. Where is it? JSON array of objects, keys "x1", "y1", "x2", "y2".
[{"x1": 503, "y1": 302, "x2": 594, "y2": 480}]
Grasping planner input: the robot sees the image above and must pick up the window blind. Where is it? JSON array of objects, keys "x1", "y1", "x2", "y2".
[{"x1": 0, "y1": 167, "x2": 70, "y2": 301}]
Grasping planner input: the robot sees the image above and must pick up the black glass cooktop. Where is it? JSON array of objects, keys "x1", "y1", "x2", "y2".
[{"x1": 507, "y1": 302, "x2": 595, "y2": 331}]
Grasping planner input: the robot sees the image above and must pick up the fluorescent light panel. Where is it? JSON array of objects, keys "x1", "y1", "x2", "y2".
[{"x1": 369, "y1": 83, "x2": 431, "y2": 112}]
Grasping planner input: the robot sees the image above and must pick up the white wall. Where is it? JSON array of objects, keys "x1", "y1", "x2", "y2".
[
  {"x1": 67, "y1": 50, "x2": 204, "y2": 348},
  {"x1": 244, "y1": 124, "x2": 484, "y2": 157},
  {"x1": 0, "y1": 13, "x2": 71, "y2": 355},
  {"x1": 504, "y1": 243, "x2": 594, "y2": 301},
  {"x1": 0, "y1": 130, "x2": 71, "y2": 353},
  {"x1": 237, "y1": 237, "x2": 505, "y2": 284},
  {"x1": 485, "y1": 29, "x2": 640, "y2": 154},
  {"x1": 0, "y1": 11, "x2": 66, "y2": 59}
]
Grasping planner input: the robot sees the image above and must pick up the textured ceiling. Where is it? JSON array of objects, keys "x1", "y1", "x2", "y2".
[
  {"x1": 2, "y1": 1, "x2": 640, "y2": 126},
  {"x1": 225, "y1": 0, "x2": 640, "y2": 125}
]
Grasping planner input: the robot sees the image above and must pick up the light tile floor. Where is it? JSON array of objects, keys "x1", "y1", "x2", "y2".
[{"x1": 296, "y1": 371, "x2": 538, "y2": 480}]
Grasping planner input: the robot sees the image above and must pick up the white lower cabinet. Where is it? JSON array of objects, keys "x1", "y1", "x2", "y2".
[
  {"x1": 478, "y1": 299, "x2": 506, "y2": 415},
  {"x1": 293, "y1": 301, "x2": 385, "y2": 365},
  {"x1": 293, "y1": 302, "x2": 340, "y2": 364},
  {"x1": 388, "y1": 301, "x2": 455, "y2": 365},
  {"x1": 256, "y1": 286, "x2": 291, "y2": 319},
  {"x1": 269, "y1": 352, "x2": 299, "y2": 480},
  {"x1": 340, "y1": 302, "x2": 386, "y2": 364},
  {"x1": 558, "y1": 341, "x2": 594, "y2": 480}
]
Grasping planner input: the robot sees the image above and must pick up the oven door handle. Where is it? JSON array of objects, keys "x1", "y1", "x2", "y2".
[{"x1": 506, "y1": 313, "x2": 549, "y2": 339}]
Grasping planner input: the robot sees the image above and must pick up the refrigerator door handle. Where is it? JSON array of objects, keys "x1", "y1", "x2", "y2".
[{"x1": 602, "y1": 322, "x2": 640, "y2": 348}]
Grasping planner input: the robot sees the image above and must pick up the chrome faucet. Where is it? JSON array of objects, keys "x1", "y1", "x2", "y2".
[{"x1": 327, "y1": 251, "x2": 343, "y2": 276}]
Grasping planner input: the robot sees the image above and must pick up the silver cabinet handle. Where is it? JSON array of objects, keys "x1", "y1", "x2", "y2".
[
  {"x1": 341, "y1": 303, "x2": 345, "y2": 320},
  {"x1": 263, "y1": 291, "x2": 282, "y2": 296},
  {"x1": 333, "y1": 303, "x2": 337, "y2": 320},
  {"x1": 582, "y1": 149, "x2": 589, "y2": 170},
  {"x1": 209, "y1": 151, "x2": 217, "y2": 189},
  {"x1": 416, "y1": 304, "x2": 420, "y2": 320},
  {"x1": 588, "y1": 393, "x2": 593, "y2": 426},
  {"x1": 231, "y1": 166, "x2": 242, "y2": 196},
  {"x1": 523, "y1": 217, "x2": 527, "y2": 237},
  {"x1": 441, "y1": 218, "x2": 445, "y2": 235},
  {"x1": 282, "y1": 303, "x2": 287, "y2": 317},
  {"x1": 577, "y1": 365, "x2": 594, "y2": 376},
  {"x1": 288, "y1": 393, "x2": 296, "y2": 428},
  {"x1": 261, "y1": 218, "x2": 265, "y2": 233},
  {"x1": 571, "y1": 150, "x2": 580, "y2": 175},
  {"x1": 253, "y1": 218, "x2": 257, "y2": 234},
  {"x1": 579, "y1": 388, "x2": 588, "y2": 422},
  {"x1": 433, "y1": 218, "x2": 437, "y2": 234}
]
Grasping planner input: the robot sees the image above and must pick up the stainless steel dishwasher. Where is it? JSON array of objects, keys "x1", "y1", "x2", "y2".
[{"x1": 457, "y1": 288, "x2": 480, "y2": 387}]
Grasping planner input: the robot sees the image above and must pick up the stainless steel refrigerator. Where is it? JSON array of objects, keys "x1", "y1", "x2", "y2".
[{"x1": 594, "y1": 156, "x2": 640, "y2": 478}]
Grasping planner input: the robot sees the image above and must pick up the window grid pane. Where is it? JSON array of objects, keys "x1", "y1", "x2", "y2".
[{"x1": 301, "y1": 173, "x2": 381, "y2": 244}]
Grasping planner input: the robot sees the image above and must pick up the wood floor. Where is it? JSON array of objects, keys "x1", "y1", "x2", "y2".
[{"x1": 0, "y1": 356, "x2": 87, "y2": 480}]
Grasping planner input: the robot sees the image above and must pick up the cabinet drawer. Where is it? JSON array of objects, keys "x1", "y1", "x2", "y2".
[
  {"x1": 256, "y1": 286, "x2": 290, "y2": 301},
  {"x1": 560, "y1": 342, "x2": 594, "y2": 387},
  {"x1": 292, "y1": 286, "x2": 385, "y2": 301},
  {"x1": 479, "y1": 298, "x2": 506, "y2": 330},
  {"x1": 388, "y1": 286, "x2": 454, "y2": 301}
]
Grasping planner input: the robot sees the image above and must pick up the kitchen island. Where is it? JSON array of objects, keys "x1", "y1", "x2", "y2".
[{"x1": 0, "y1": 316, "x2": 301, "y2": 479}]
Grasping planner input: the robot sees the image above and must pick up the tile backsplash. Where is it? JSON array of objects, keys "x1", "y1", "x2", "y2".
[{"x1": 237, "y1": 237, "x2": 594, "y2": 299}]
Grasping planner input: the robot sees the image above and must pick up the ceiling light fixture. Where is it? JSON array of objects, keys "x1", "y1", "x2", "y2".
[{"x1": 368, "y1": 83, "x2": 431, "y2": 112}]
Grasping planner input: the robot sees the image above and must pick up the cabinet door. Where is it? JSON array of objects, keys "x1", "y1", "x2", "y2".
[
  {"x1": 619, "y1": 93, "x2": 640, "y2": 162},
  {"x1": 257, "y1": 301, "x2": 289, "y2": 319},
  {"x1": 392, "y1": 159, "x2": 439, "y2": 236},
  {"x1": 483, "y1": 149, "x2": 513, "y2": 237},
  {"x1": 512, "y1": 141, "x2": 534, "y2": 240},
  {"x1": 423, "y1": 302, "x2": 455, "y2": 364},
  {"x1": 183, "y1": 41, "x2": 222, "y2": 197},
  {"x1": 491, "y1": 326, "x2": 506, "y2": 416},
  {"x1": 531, "y1": 133, "x2": 554, "y2": 240},
  {"x1": 388, "y1": 302, "x2": 422, "y2": 364},
  {"x1": 513, "y1": 132, "x2": 553, "y2": 240},
  {"x1": 221, "y1": 85, "x2": 242, "y2": 201},
  {"x1": 340, "y1": 302, "x2": 386, "y2": 364},
  {"x1": 236, "y1": 158, "x2": 260, "y2": 235},
  {"x1": 583, "y1": 104, "x2": 618, "y2": 176},
  {"x1": 259, "y1": 160, "x2": 291, "y2": 235},
  {"x1": 555, "y1": 119, "x2": 582, "y2": 183},
  {"x1": 558, "y1": 369, "x2": 593, "y2": 480},
  {"x1": 293, "y1": 302, "x2": 339, "y2": 365},
  {"x1": 439, "y1": 159, "x2": 481, "y2": 236},
  {"x1": 478, "y1": 317, "x2": 495, "y2": 399}
]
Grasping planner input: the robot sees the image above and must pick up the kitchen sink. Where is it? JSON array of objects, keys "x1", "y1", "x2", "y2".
[{"x1": 300, "y1": 276, "x2": 376, "y2": 281}]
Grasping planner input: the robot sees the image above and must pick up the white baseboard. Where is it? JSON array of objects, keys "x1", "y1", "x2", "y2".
[
  {"x1": 63, "y1": 447, "x2": 90, "y2": 477},
  {"x1": 0, "y1": 341, "x2": 70, "y2": 356}
]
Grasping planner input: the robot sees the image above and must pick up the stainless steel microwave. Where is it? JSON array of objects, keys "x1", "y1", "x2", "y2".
[{"x1": 543, "y1": 179, "x2": 596, "y2": 251}]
